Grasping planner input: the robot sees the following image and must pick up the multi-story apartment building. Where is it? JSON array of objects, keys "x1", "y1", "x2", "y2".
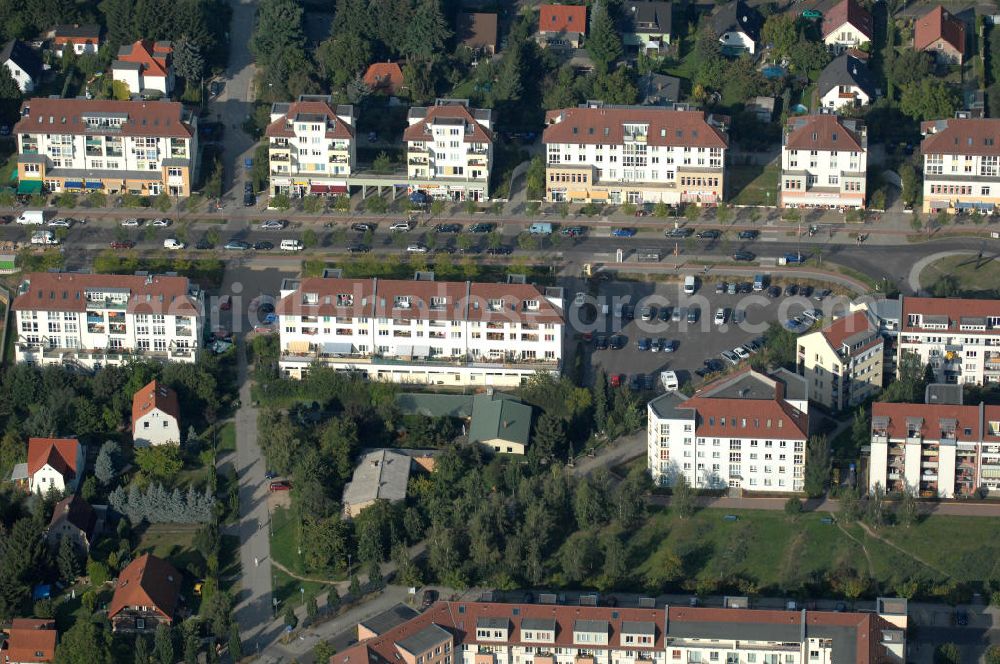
[
  {"x1": 338, "y1": 599, "x2": 909, "y2": 664},
  {"x1": 797, "y1": 310, "x2": 884, "y2": 411},
  {"x1": 920, "y1": 115, "x2": 1000, "y2": 214},
  {"x1": 266, "y1": 95, "x2": 356, "y2": 198},
  {"x1": 14, "y1": 98, "x2": 198, "y2": 197},
  {"x1": 11, "y1": 272, "x2": 204, "y2": 370},
  {"x1": 404, "y1": 99, "x2": 493, "y2": 202},
  {"x1": 780, "y1": 113, "x2": 867, "y2": 209},
  {"x1": 276, "y1": 276, "x2": 563, "y2": 386},
  {"x1": 647, "y1": 369, "x2": 809, "y2": 493},
  {"x1": 868, "y1": 384, "x2": 1000, "y2": 497},
  {"x1": 542, "y1": 102, "x2": 728, "y2": 205}
]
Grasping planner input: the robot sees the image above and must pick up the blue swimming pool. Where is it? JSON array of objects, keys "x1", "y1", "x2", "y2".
[
  {"x1": 762, "y1": 65, "x2": 785, "y2": 79},
  {"x1": 792, "y1": 104, "x2": 809, "y2": 115}
]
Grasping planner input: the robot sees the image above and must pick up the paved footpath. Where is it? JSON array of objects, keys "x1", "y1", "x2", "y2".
[{"x1": 649, "y1": 494, "x2": 1000, "y2": 517}]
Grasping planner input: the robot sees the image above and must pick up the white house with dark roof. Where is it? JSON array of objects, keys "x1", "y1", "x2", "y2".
[
  {"x1": 404, "y1": 99, "x2": 493, "y2": 201},
  {"x1": 920, "y1": 116, "x2": 1000, "y2": 214},
  {"x1": 780, "y1": 113, "x2": 868, "y2": 209},
  {"x1": 621, "y1": 0, "x2": 672, "y2": 52},
  {"x1": 819, "y1": 53, "x2": 877, "y2": 111},
  {"x1": 712, "y1": 0, "x2": 762, "y2": 54},
  {"x1": 542, "y1": 101, "x2": 728, "y2": 205},
  {"x1": 1, "y1": 40, "x2": 43, "y2": 93}
]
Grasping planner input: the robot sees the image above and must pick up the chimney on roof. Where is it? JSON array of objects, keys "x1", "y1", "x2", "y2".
[{"x1": 502, "y1": 420, "x2": 509, "y2": 428}]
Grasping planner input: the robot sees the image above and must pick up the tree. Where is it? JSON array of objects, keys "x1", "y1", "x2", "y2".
[
  {"x1": 850, "y1": 408, "x2": 869, "y2": 460},
  {"x1": 890, "y1": 49, "x2": 932, "y2": 88},
  {"x1": 173, "y1": 36, "x2": 204, "y2": 84},
  {"x1": 593, "y1": 368, "x2": 608, "y2": 431},
  {"x1": 57, "y1": 535, "x2": 80, "y2": 584},
  {"x1": 153, "y1": 624, "x2": 174, "y2": 664},
  {"x1": 306, "y1": 594, "x2": 318, "y2": 621},
  {"x1": 865, "y1": 483, "x2": 887, "y2": 530},
  {"x1": 671, "y1": 473, "x2": 695, "y2": 518},
  {"x1": 315, "y1": 642, "x2": 337, "y2": 663},
  {"x1": 283, "y1": 603, "x2": 298, "y2": 629},
  {"x1": 400, "y1": 0, "x2": 451, "y2": 60},
  {"x1": 95, "y1": 440, "x2": 119, "y2": 485},
  {"x1": 561, "y1": 530, "x2": 600, "y2": 583},
  {"x1": 933, "y1": 643, "x2": 961, "y2": 664},
  {"x1": 896, "y1": 485, "x2": 919, "y2": 527},
  {"x1": 135, "y1": 444, "x2": 183, "y2": 482},
  {"x1": 804, "y1": 435, "x2": 831, "y2": 498},
  {"x1": 250, "y1": 0, "x2": 304, "y2": 65},
  {"x1": 316, "y1": 34, "x2": 372, "y2": 90},
  {"x1": 587, "y1": 0, "x2": 622, "y2": 74},
  {"x1": 985, "y1": 645, "x2": 1000, "y2": 664},
  {"x1": 531, "y1": 412, "x2": 565, "y2": 461},
  {"x1": 838, "y1": 486, "x2": 862, "y2": 522},
  {"x1": 762, "y1": 14, "x2": 797, "y2": 59},
  {"x1": 789, "y1": 38, "x2": 830, "y2": 75},
  {"x1": 881, "y1": 351, "x2": 927, "y2": 402},
  {"x1": 784, "y1": 497, "x2": 803, "y2": 516},
  {"x1": 134, "y1": 635, "x2": 150, "y2": 664},
  {"x1": 591, "y1": 67, "x2": 638, "y2": 105},
  {"x1": 55, "y1": 620, "x2": 112, "y2": 664},
  {"x1": 601, "y1": 535, "x2": 627, "y2": 588},
  {"x1": 645, "y1": 544, "x2": 683, "y2": 589},
  {"x1": 574, "y1": 473, "x2": 611, "y2": 527},
  {"x1": 763, "y1": 321, "x2": 797, "y2": 369},
  {"x1": 183, "y1": 628, "x2": 200, "y2": 664},
  {"x1": 112, "y1": 80, "x2": 131, "y2": 100},
  {"x1": 900, "y1": 79, "x2": 958, "y2": 122}
]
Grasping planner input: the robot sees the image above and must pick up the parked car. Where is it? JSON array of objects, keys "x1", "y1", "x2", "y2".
[
  {"x1": 784, "y1": 284, "x2": 799, "y2": 296},
  {"x1": 224, "y1": 239, "x2": 251, "y2": 250},
  {"x1": 665, "y1": 227, "x2": 693, "y2": 238},
  {"x1": 721, "y1": 350, "x2": 740, "y2": 365},
  {"x1": 390, "y1": 221, "x2": 413, "y2": 232},
  {"x1": 219, "y1": 295, "x2": 232, "y2": 311},
  {"x1": 662, "y1": 339, "x2": 678, "y2": 353},
  {"x1": 637, "y1": 337, "x2": 652, "y2": 351},
  {"x1": 658, "y1": 307, "x2": 671, "y2": 322},
  {"x1": 434, "y1": 223, "x2": 461, "y2": 233},
  {"x1": 469, "y1": 223, "x2": 494, "y2": 233},
  {"x1": 196, "y1": 239, "x2": 214, "y2": 250},
  {"x1": 738, "y1": 229, "x2": 759, "y2": 240},
  {"x1": 407, "y1": 243, "x2": 429, "y2": 253},
  {"x1": 163, "y1": 238, "x2": 185, "y2": 250},
  {"x1": 351, "y1": 222, "x2": 374, "y2": 232},
  {"x1": 348, "y1": 244, "x2": 370, "y2": 253},
  {"x1": 254, "y1": 241, "x2": 274, "y2": 251},
  {"x1": 714, "y1": 308, "x2": 727, "y2": 325},
  {"x1": 621, "y1": 304, "x2": 634, "y2": 320},
  {"x1": 610, "y1": 374, "x2": 624, "y2": 388},
  {"x1": 611, "y1": 227, "x2": 637, "y2": 237},
  {"x1": 733, "y1": 251, "x2": 755, "y2": 261},
  {"x1": 814, "y1": 288, "x2": 831, "y2": 300},
  {"x1": 421, "y1": 589, "x2": 439, "y2": 610},
  {"x1": 715, "y1": 282, "x2": 726, "y2": 294},
  {"x1": 733, "y1": 346, "x2": 750, "y2": 360},
  {"x1": 120, "y1": 217, "x2": 140, "y2": 227},
  {"x1": 150, "y1": 218, "x2": 172, "y2": 227},
  {"x1": 609, "y1": 335, "x2": 627, "y2": 350},
  {"x1": 110, "y1": 240, "x2": 134, "y2": 249},
  {"x1": 640, "y1": 306, "x2": 655, "y2": 321},
  {"x1": 261, "y1": 219, "x2": 287, "y2": 230},
  {"x1": 47, "y1": 217, "x2": 72, "y2": 227},
  {"x1": 800, "y1": 285, "x2": 814, "y2": 298},
  {"x1": 767, "y1": 285, "x2": 782, "y2": 298},
  {"x1": 269, "y1": 481, "x2": 291, "y2": 491},
  {"x1": 594, "y1": 335, "x2": 609, "y2": 350},
  {"x1": 487, "y1": 246, "x2": 513, "y2": 255},
  {"x1": 697, "y1": 229, "x2": 720, "y2": 239},
  {"x1": 561, "y1": 225, "x2": 585, "y2": 237}
]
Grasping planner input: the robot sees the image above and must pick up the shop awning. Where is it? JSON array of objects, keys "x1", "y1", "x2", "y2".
[
  {"x1": 322, "y1": 342, "x2": 353, "y2": 355},
  {"x1": 63, "y1": 181, "x2": 84, "y2": 189},
  {"x1": 928, "y1": 200, "x2": 949, "y2": 209},
  {"x1": 287, "y1": 340, "x2": 311, "y2": 353},
  {"x1": 85, "y1": 181, "x2": 103, "y2": 189},
  {"x1": 16, "y1": 180, "x2": 42, "y2": 194},
  {"x1": 310, "y1": 184, "x2": 348, "y2": 194}
]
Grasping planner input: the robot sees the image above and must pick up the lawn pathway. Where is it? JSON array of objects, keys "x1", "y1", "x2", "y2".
[
  {"x1": 856, "y1": 521, "x2": 953, "y2": 580},
  {"x1": 835, "y1": 521, "x2": 875, "y2": 579}
]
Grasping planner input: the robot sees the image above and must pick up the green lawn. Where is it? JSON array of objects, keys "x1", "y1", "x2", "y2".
[
  {"x1": 135, "y1": 524, "x2": 203, "y2": 572},
  {"x1": 270, "y1": 506, "x2": 306, "y2": 576},
  {"x1": 217, "y1": 421, "x2": 236, "y2": 453},
  {"x1": 921, "y1": 254, "x2": 1000, "y2": 298},
  {"x1": 273, "y1": 568, "x2": 329, "y2": 609},
  {"x1": 729, "y1": 164, "x2": 779, "y2": 206}
]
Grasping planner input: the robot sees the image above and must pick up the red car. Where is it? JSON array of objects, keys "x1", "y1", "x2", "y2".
[
  {"x1": 610, "y1": 374, "x2": 624, "y2": 388},
  {"x1": 269, "y1": 481, "x2": 291, "y2": 492},
  {"x1": 110, "y1": 240, "x2": 134, "y2": 249},
  {"x1": 219, "y1": 295, "x2": 232, "y2": 311}
]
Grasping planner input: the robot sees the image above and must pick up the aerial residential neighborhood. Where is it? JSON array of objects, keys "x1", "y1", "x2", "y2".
[{"x1": 2, "y1": 0, "x2": 1000, "y2": 662}]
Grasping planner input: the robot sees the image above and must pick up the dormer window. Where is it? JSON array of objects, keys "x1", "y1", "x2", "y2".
[
  {"x1": 304, "y1": 293, "x2": 319, "y2": 305},
  {"x1": 488, "y1": 298, "x2": 504, "y2": 311},
  {"x1": 394, "y1": 296, "x2": 411, "y2": 309},
  {"x1": 524, "y1": 299, "x2": 539, "y2": 311},
  {"x1": 430, "y1": 296, "x2": 447, "y2": 310},
  {"x1": 336, "y1": 293, "x2": 354, "y2": 306}
]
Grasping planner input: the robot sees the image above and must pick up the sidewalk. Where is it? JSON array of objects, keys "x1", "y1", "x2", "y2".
[{"x1": 648, "y1": 493, "x2": 1000, "y2": 517}]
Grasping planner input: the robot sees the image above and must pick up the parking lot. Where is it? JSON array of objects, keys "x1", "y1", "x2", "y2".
[{"x1": 563, "y1": 274, "x2": 851, "y2": 390}]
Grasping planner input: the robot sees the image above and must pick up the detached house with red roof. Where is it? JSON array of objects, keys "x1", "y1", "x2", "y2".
[
  {"x1": 2, "y1": 618, "x2": 57, "y2": 663},
  {"x1": 821, "y1": 0, "x2": 873, "y2": 53},
  {"x1": 914, "y1": 5, "x2": 965, "y2": 64},
  {"x1": 11, "y1": 272, "x2": 204, "y2": 369},
  {"x1": 780, "y1": 113, "x2": 868, "y2": 209},
  {"x1": 10, "y1": 437, "x2": 83, "y2": 494},
  {"x1": 48, "y1": 24, "x2": 101, "y2": 57},
  {"x1": 796, "y1": 310, "x2": 884, "y2": 411},
  {"x1": 405, "y1": 99, "x2": 493, "y2": 201},
  {"x1": 537, "y1": 5, "x2": 587, "y2": 50},
  {"x1": 108, "y1": 553, "x2": 182, "y2": 632},
  {"x1": 363, "y1": 62, "x2": 406, "y2": 96},
  {"x1": 112, "y1": 40, "x2": 175, "y2": 97},
  {"x1": 266, "y1": 94, "x2": 356, "y2": 198},
  {"x1": 647, "y1": 369, "x2": 809, "y2": 492},
  {"x1": 132, "y1": 380, "x2": 181, "y2": 447},
  {"x1": 920, "y1": 116, "x2": 1000, "y2": 214},
  {"x1": 542, "y1": 101, "x2": 728, "y2": 205}
]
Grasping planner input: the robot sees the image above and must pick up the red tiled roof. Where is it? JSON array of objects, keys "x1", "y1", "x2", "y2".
[
  {"x1": 822, "y1": 0, "x2": 873, "y2": 40},
  {"x1": 6, "y1": 619, "x2": 57, "y2": 663},
  {"x1": 920, "y1": 118, "x2": 1000, "y2": 157},
  {"x1": 265, "y1": 100, "x2": 354, "y2": 140},
  {"x1": 820, "y1": 310, "x2": 877, "y2": 349},
  {"x1": 12, "y1": 272, "x2": 199, "y2": 316},
  {"x1": 14, "y1": 98, "x2": 192, "y2": 139},
  {"x1": 131, "y1": 379, "x2": 180, "y2": 430},
  {"x1": 784, "y1": 114, "x2": 863, "y2": 152},
  {"x1": 539, "y1": 5, "x2": 587, "y2": 34},
  {"x1": 900, "y1": 295, "x2": 1000, "y2": 333},
  {"x1": 543, "y1": 107, "x2": 728, "y2": 148},
  {"x1": 27, "y1": 438, "x2": 79, "y2": 478},
  {"x1": 914, "y1": 5, "x2": 965, "y2": 56},
  {"x1": 363, "y1": 63, "x2": 406, "y2": 95},
  {"x1": 403, "y1": 104, "x2": 492, "y2": 144},
  {"x1": 108, "y1": 553, "x2": 181, "y2": 621},
  {"x1": 872, "y1": 402, "x2": 1000, "y2": 441},
  {"x1": 333, "y1": 601, "x2": 883, "y2": 664},
  {"x1": 117, "y1": 39, "x2": 172, "y2": 78},
  {"x1": 467, "y1": 283, "x2": 563, "y2": 324}
]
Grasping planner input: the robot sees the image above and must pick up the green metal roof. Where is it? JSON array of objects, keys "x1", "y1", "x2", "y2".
[
  {"x1": 468, "y1": 393, "x2": 533, "y2": 447},
  {"x1": 16, "y1": 180, "x2": 43, "y2": 194},
  {"x1": 394, "y1": 393, "x2": 474, "y2": 418}
]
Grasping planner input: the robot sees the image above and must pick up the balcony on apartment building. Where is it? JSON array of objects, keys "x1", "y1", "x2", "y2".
[
  {"x1": 87, "y1": 298, "x2": 127, "y2": 311},
  {"x1": 329, "y1": 155, "x2": 349, "y2": 164},
  {"x1": 280, "y1": 346, "x2": 559, "y2": 371},
  {"x1": 270, "y1": 152, "x2": 290, "y2": 162}
]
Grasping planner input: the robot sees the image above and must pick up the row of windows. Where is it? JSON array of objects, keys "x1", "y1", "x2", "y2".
[
  {"x1": 928, "y1": 184, "x2": 989, "y2": 196},
  {"x1": 679, "y1": 177, "x2": 719, "y2": 188}
]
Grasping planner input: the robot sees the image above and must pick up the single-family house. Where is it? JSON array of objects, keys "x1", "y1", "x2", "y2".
[
  {"x1": 108, "y1": 553, "x2": 182, "y2": 632},
  {"x1": 112, "y1": 40, "x2": 174, "y2": 97},
  {"x1": 638, "y1": 73, "x2": 681, "y2": 105},
  {"x1": 818, "y1": 52, "x2": 877, "y2": 110},
  {"x1": 538, "y1": 5, "x2": 587, "y2": 49},
  {"x1": 822, "y1": 0, "x2": 873, "y2": 53},
  {"x1": 132, "y1": 380, "x2": 181, "y2": 447},
  {"x1": 46, "y1": 494, "x2": 99, "y2": 554},
  {"x1": 363, "y1": 62, "x2": 406, "y2": 96},
  {"x1": 712, "y1": 0, "x2": 762, "y2": 55},
  {"x1": 468, "y1": 392, "x2": 533, "y2": 455},
  {"x1": 457, "y1": 13, "x2": 499, "y2": 57},
  {"x1": 13, "y1": 438, "x2": 83, "y2": 495},
  {"x1": 748, "y1": 96, "x2": 776, "y2": 123},
  {"x1": 622, "y1": 0, "x2": 672, "y2": 52},
  {"x1": 342, "y1": 449, "x2": 436, "y2": 518},
  {"x1": 3, "y1": 619, "x2": 57, "y2": 663},
  {"x1": 49, "y1": 24, "x2": 101, "y2": 57},
  {"x1": 914, "y1": 5, "x2": 965, "y2": 64},
  {"x1": 1, "y1": 40, "x2": 42, "y2": 93}
]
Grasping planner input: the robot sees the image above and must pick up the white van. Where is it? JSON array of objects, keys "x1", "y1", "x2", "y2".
[
  {"x1": 17, "y1": 210, "x2": 44, "y2": 225},
  {"x1": 163, "y1": 238, "x2": 185, "y2": 250},
  {"x1": 30, "y1": 231, "x2": 57, "y2": 245},
  {"x1": 660, "y1": 370, "x2": 679, "y2": 392},
  {"x1": 528, "y1": 223, "x2": 553, "y2": 235},
  {"x1": 683, "y1": 275, "x2": 697, "y2": 294},
  {"x1": 280, "y1": 239, "x2": 303, "y2": 251}
]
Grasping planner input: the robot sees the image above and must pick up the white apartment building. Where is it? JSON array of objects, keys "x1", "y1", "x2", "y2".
[
  {"x1": 266, "y1": 95, "x2": 356, "y2": 198},
  {"x1": 404, "y1": 99, "x2": 493, "y2": 202},
  {"x1": 797, "y1": 310, "x2": 884, "y2": 411},
  {"x1": 896, "y1": 295, "x2": 1000, "y2": 385},
  {"x1": 343, "y1": 600, "x2": 908, "y2": 664},
  {"x1": 868, "y1": 385, "x2": 1000, "y2": 498},
  {"x1": 647, "y1": 369, "x2": 810, "y2": 493},
  {"x1": 542, "y1": 102, "x2": 728, "y2": 205},
  {"x1": 276, "y1": 276, "x2": 563, "y2": 387},
  {"x1": 780, "y1": 113, "x2": 867, "y2": 209},
  {"x1": 920, "y1": 115, "x2": 1000, "y2": 214},
  {"x1": 12, "y1": 272, "x2": 204, "y2": 370},
  {"x1": 14, "y1": 98, "x2": 198, "y2": 197}
]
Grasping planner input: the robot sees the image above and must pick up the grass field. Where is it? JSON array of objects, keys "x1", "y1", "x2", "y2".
[
  {"x1": 136, "y1": 524, "x2": 203, "y2": 571},
  {"x1": 921, "y1": 254, "x2": 1000, "y2": 298},
  {"x1": 217, "y1": 421, "x2": 236, "y2": 453},
  {"x1": 270, "y1": 506, "x2": 306, "y2": 576},
  {"x1": 729, "y1": 164, "x2": 779, "y2": 206},
  {"x1": 273, "y1": 568, "x2": 329, "y2": 608}
]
